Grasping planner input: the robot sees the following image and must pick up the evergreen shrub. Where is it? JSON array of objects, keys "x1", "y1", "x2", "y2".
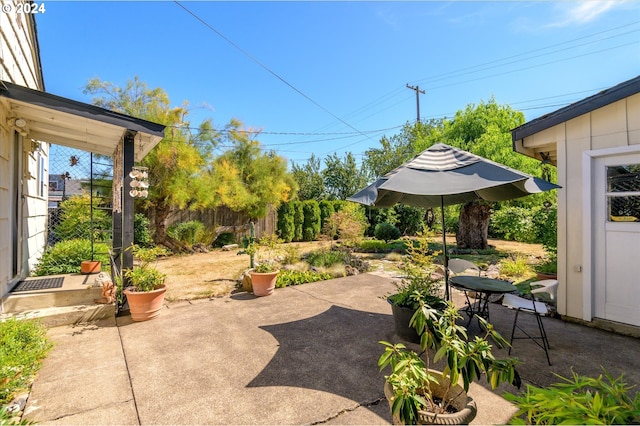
[
  {"x1": 302, "y1": 200, "x2": 321, "y2": 241},
  {"x1": 293, "y1": 201, "x2": 304, "y2": 242},
  {"x1": 374, "y1": 222, "x2": 401, "y2": 242},
  {"x1": 319, "y1": 200, "x2": 335, "y2": 231},
  {"x1": 277, "y1": 201, "x2": 295, "y2": 243}
]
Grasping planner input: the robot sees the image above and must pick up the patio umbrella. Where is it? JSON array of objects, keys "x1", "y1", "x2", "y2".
[{"x1": 348, "y1": 143, "x2": 560, "y2": 299}]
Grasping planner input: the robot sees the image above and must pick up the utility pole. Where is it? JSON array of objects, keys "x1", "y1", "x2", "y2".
[{"x1": 406, "y1": 84, "x2": 425, "y2": 122}]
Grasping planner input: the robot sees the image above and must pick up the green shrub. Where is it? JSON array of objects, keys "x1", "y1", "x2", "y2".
[
  {"x1": 213, "y1": 232, "x2": 236, "y2": 248},
  {"x1": 281, "y1": 244, "x2": 301, "y2": 265},
  {"x1": 302, "y1": 200, "x2": 321, "y2": 241},
  {"x1": 505, "y1": 368, "x2": 640, "y2": 425},
  {"x1": 134, "y1": 213, "x2": 153, "y2": 247},
  {"x1": 490, "y1": 206, "x2": 537, "y2": 243},
  {"x1": 53, "y1": 193, "x2": 111, "y2": 242},
  {"x1": 319, "y1": 200, "x2": 335, "y2": 231},
  {"x1": 167, "y1": 221, "x2": 206, "y2": 245},
  {"x1": 293, "y1": 201, "x2": 304, "y2": 242},
  {"x1": 366, "y1": 207, "x2": 398, "y2": 237},
  {"x1": 33, "y1": 239, "x2": 110, "y2": 276},
  {"x1": 394, "y1": 205, "x2": 425, "y2": 236},
  {"x1": 276, "y1": 270, "x2": 333, "y2": 288},
  {"x1": 306, "y1": 249, "x2": 349, "y2": 268},
  {"x1": 322, "y1": 203, "x2": 367, "y2": 243},
  {"x1": 499, "y1": 255, "x2": 532, "y2": 278},
  {"x1": 355, "y1": 239, "x2": 396, "y2": 253},
  {"x1": 277, "y1": 202, "x2": 295, "y2": 243},
  {"x1": 374, "y1": 222, "x2": 401, "y2": 242},
  {"x1": 533, "y1": 204, "x2": 558, "y2": 255},
  {"x1": 0, "y1": 318, "x2": 52, "y2": 404}
]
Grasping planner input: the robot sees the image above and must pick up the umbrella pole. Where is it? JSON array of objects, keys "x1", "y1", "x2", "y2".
[{"x1": 441, "y1": 196, "x2": 449, "y2": 301}]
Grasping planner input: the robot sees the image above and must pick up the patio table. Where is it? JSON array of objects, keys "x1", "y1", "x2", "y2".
[{"x1": 450, "y1": 276, "x2": 517, "y2": 326}]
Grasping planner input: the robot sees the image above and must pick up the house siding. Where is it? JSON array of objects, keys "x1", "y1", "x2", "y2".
[
  {"x1": 519, "y1": 93, "x2": 640, "y2": 322},
  {"x1": 0, "y1": 3, "x2": 45, "y2": 303}
]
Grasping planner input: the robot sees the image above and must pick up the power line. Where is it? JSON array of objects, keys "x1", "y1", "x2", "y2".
[{"x1": 173, "y1": 1, "x2": 376, "y2": 145}]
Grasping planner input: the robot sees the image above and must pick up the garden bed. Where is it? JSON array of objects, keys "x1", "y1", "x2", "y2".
[{"x1": 154, "y1": 238, "x2": 545, "y2": 301}]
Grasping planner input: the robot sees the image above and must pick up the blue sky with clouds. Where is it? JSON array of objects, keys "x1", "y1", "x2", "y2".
[{"x1": 35, "y1": 1, "x2": 640, "y2": 166}]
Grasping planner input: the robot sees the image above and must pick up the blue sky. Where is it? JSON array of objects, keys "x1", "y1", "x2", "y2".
[{"x1": 36, "y1": 1, "x2": 640, "y2": 167}]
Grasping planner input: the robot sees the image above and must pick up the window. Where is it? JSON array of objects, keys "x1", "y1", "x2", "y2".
[{"x1": 607, "y1": 164, "x2": 640, "y2": 222}]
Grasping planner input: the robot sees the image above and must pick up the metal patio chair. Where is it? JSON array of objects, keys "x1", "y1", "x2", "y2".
[
  {"x1": 502, "y1": 279, "x2": 559, "y2": 365},
  {"x1": 448, "y1": 258, "x2": 481, "y2": 276}
]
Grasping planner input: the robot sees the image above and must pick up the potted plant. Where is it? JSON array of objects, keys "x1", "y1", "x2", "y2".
[
  {"x1": 386, "y1": 232, "x2": 446, "y2": 343},
  {"x1": 535, "y1": 254, "x2": 557, "y2": 280},
  {"x1": 123, "y1": 245, "x2": 168, "y2": 321},
  {"x1": 247, "y1": 233, "x2": 281, "y2": 297},
  {"x1": 379, "y1": 300, "x2": 521, "y2": 425},
  {"x1": 81, "y1": 259, "x2": 101, "y2": 274}
]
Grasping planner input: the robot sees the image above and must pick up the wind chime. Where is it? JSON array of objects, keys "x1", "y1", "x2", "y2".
[{"x1": 129, "y1": 166, "x2": 149, "y2": 198}]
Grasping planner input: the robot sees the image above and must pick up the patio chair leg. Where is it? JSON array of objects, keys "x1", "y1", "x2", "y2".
[
  {"x1": 535, "y1": 313, "x2": 552, "y2": 366},
  {"x1": 508, "y1": 308, "x2": 519, "y2": 356},
  {"x1": 508, "y1": 308, "x2": 552, "y2": 366}
]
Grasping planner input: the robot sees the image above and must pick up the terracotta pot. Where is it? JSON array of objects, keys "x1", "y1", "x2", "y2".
[
  {"x1": 81, "y1": 260, "x2": 101, "y2": 274},
  {"x1": 124, "y1": 285, "x2": 166, "y2": 321},
  {"x1": 384, "y1": 370, "x2": 477, "y2": 425},
  {"x1": 536, "y1": 272, "x2": 557, "y2": 281},
  {"x1": 250, "y1": 271, "x2": 278, "y2": 296}
]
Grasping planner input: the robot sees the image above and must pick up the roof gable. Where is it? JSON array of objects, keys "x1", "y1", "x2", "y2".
[
  {"x1": 0, "y1": 81, "x2": 165, "y2": 161},
  {"x1": 512, "y1": 75, "x2": 640, "y2": 142}
]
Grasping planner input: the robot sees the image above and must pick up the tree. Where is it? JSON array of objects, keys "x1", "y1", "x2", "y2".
[
  {"x1": 322, "y1": 152, "x2": 368, "y2": 200},
  {"x1": 442, "y1": 97, "x2": 551, "y2": 249},
  {"x1": 84, "y1": 76, "x2": 218, "y2": 250},
  {"x1": 291, "y1": 154, "x2": 325, "y2": 201},
  {"x1": 364, "y1": 119, "x2": 445, "y2": 177},
  {"x1": 207, "y1": 121, "x2": 297, "y2": 220},
  {"x1": 85, "y1": 77, "x2": 297, "y2": 249}
]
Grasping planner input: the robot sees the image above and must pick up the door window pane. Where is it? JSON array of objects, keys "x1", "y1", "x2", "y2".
[
  {"x1": 607, "y1": 164, "x2": 640, "y2": 192},
  {"x1": 607, "y1": 164, "x2": 640, "y2": 222}
]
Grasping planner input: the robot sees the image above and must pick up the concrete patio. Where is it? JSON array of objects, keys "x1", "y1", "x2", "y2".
[{"x1": 21, "y1": 273, "x2": 640, "y2": 425}]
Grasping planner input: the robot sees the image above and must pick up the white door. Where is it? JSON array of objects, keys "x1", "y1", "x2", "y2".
[
  {"x1": 593, "y1": 154, "x2": 640, "y2": 326},
  {"x1": 592, "y1": 154, "x2": 640, "y2": 326}
]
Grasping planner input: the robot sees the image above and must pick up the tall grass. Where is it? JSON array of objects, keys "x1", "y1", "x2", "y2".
[{"x1": 0, "y1": 318, "x2": 52, "y2": 404}]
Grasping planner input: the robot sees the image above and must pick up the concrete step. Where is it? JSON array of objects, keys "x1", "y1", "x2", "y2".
[
  {"x1": 3, "y1": 287, "x2": 104, "y2": 312},
  {"x1": 1, "y1": 303, "x2": 116, "y2": 327}
]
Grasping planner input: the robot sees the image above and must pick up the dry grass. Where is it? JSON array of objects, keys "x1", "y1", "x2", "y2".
[
  {"x1": 155, "y1": 239, "x2": 545, "y2": 301},
  {"x1": 155, "y1": 241, "x2": 331, "y2": 301}
]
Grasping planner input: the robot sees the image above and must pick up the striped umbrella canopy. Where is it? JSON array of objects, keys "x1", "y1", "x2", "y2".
[{"x1": 348, "y1": 143, "x2": 559, "y2": 299}]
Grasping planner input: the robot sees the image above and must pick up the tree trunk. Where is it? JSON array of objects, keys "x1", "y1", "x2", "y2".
[
  {"x1": 153, "y1": 202, "x2": 193, "y2": 253},
  {"x1": 456, "y1": 201, "x2": 492, "y2": 250}
]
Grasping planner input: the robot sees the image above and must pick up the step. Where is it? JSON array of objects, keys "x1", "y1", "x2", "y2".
[
  {"x1": 3, "y1": 287, "x2": 104, "y2": 312},
  {"x1": 0, "y1": 304, "x2": 116, "y2": 327}
]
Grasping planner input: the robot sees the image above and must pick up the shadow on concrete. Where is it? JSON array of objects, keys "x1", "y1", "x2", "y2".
[{"x1": 248, "y1": 305, "x2": 395, "y2": 406}]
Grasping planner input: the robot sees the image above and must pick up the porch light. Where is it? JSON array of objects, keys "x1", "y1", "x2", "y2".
[{"x1": 129, "y1": 166, "x2": 149, "y2": 198}]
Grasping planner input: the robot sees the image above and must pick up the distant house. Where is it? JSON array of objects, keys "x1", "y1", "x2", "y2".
[
  {"x1": 512, "y1": 75, "x2": 640, "y2": 332},
  {"x1": 47, "y1": 177, "x2": 86, "y2": 208},
  {"x1": 0, "y1": 3, "x2": 165, "y2": 309}
]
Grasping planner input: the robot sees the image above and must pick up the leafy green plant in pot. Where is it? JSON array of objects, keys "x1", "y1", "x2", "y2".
[
  {"x1": 379, "y1": 300, "x2": 521, "y2": 425},
  {"x1": 123, "y1": 245, "x2": 169, "y2": 321},
  {"x1": 248, "y1": 233, "x2": 282, "y2": 297},
  {"x1": 386, "y1": 231, "x2": 446, "y2": 343}
]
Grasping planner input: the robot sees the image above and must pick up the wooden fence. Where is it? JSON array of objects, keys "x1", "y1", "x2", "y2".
[{"x1": 154, "y1": 205, "x2": 278, "y2": 242}]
